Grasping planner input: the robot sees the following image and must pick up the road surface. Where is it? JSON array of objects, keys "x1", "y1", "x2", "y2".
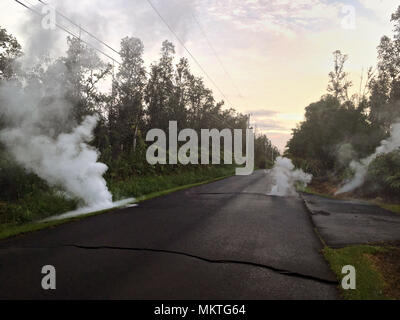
[
  {"x1": 0, "y1": 170, "x2": 338, "y2": 299},
  {"x1": 303, "y1": 193, "x2": 400, "y2": 247}
]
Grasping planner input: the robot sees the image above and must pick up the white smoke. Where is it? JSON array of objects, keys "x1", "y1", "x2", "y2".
[
  {"x1": 1, "y1": 114, "x2": 112, "y2": 207},
  {"x1": 0, "y1": 72, "x2": 114, "y2": 210},
  {"x1": 23, "y1": 0, "x2": 197, "y2": 55},
  {"x1": 0, "y1": 5, "x2": 141, "y2": 218},
  {"x1": 268, "y1": 157, "x2": 312, "y2": 196},
  {"x1": 43, "y1": 199, "x2": 136, "y2": 222},
  {"x1": 336, "y1": 121, "x2": 400, "y2": 195}
]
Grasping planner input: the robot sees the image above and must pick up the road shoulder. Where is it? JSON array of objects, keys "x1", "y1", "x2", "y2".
[{"x1": 301, "y1": 192, "x2": 400, "y2": 300}]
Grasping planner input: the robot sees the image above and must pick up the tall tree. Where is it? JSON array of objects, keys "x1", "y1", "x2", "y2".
[
  {"x1": 62, "y1": 37, "x2": 111, "y2": 122},
  {"x1": 369, "y1": 6, "x2": 400, "y2": 130},
  {"x1": 145, "y1": 40, "x2": 176, "y2": 131},
  {"x1": 110, "y1": 37, "x2": 146, "y2": 154},
  {"x1": 0, "y1": 27, "x2": 22, "y2": 81},
  {"x1": 170, "y1": 57, "x2": 191, "y2": 127},
  {"x1": 327, "y1": 50, "x2": 352, "y2": 103},
  {"x1": 255, "y1": 134, "x2": 279, "y2": 169}
]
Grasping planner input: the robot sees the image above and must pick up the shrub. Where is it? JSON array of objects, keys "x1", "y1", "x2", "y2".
[{"x1": 364, "y1": 149, "x2": 400, "y2": 199}]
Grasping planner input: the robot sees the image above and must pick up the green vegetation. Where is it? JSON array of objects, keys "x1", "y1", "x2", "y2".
[
  {"x1": 301, "y1": 186, "x2": 335, "y2": 199},
  {"x1": 0, "y1": 158, "x2": 78, "y2": 225},
  {"x1": 109, "y1": 165, "x2": 235, "y2": 200},
  {"x1": 0, "y1": 165, "x2": 235, "y2": 240},
  {"x1": 364, "y1": 150, "x2": 400, "y2": 198},
  {"x1": 0, "y1": 24, "x2": 278, "y2": 235},
  {"x1": 285, "y1": 6, "x2": 400, "y2": 202},
  {"x1": 376, "y1": 203, "x2": 400, "y2": 215},
  {"x1": 254, "y1": 134, "x2": 279, "y2": 169},
  {"x1": 323, "y1": 245, "x2": 390, "y2": 300},
  {"x1": 287, "y1": 94, "x2": 383, "y2": 177}
]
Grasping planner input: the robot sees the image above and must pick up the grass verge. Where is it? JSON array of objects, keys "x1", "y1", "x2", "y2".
[
  {"x1": 304, "y1": 182, "x2": 400, "y2": 299},
  {"x1": 0, "y1": 166, "x2": 235, "y2": 241},
  {"x1": 300, "y1": 186, "x2": 336, "y2": 199},
  {"x1": 323, "y1": 245, "x2": 395, "y2": 300},
  {"x1": 109, "y1": 166, "x2": 235, "y2": 200},
  {"x1": 375, "y1": 203, "x2": 400, "y2": 215}
]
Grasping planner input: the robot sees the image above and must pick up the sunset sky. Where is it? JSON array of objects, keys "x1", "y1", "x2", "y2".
[{"x1": 1, "y1": 0, "x2": 399, "y2": 150}]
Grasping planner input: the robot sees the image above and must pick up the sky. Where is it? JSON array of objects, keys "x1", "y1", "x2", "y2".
[{"x1": 0, "y1": 0, "x2": 399, "y2": 151}]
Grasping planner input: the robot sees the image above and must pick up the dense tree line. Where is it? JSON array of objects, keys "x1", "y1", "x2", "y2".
[
  {"x1": 0, "y1": 28, "x2": 277, "y2": 206},
  {"x1": 286, "y1": 6, "x2": 400, "y2": 198}
]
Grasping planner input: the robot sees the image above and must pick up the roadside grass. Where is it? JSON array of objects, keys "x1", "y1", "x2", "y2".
[
  {"x1": 299, "y1": 186, "x2": 336, "y2": 199},
  {"x1": 303, "y1": 182, "x2": 400, "y2": 299},
  {"x1": 109, "y1": 165, "x2": 235, "y2": 200},
  {"x1": 0, "y1": 191, "x2": 78, "y2": 226},
  {"x1": 375, "y1": 203, "x2": 400, "y2": 215},
  {"x1": 0, "y1": 166, "x2": 235, "y2": 241},
  {"x1": 323, "y1": 245, "x2": 392, "y2": 300}
]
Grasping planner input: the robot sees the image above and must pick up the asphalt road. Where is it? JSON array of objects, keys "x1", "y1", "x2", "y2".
[
  {"x1": 0, "y1": 170, "x2": 339, "y2": 299},
  {"x1": 303, "y1": 193, "x2": 400, "y2": 247}
]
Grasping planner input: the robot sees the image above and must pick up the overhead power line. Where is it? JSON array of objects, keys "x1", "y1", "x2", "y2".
[
  {"x1": 14, "y1": 0, "x2": 122, "y2": 65},
  {"x1": 15, "y1": 0, "x2": 245, "y2": 128},
  {"x1": 37, "y1": 0, "x2": 121, "y2": 58},
  {"x1": 191, "y1": 13, "x2": 243, "y2": 99},
  {"x1": 144, "y1": 0, "x2": 236, "y2": 109}
]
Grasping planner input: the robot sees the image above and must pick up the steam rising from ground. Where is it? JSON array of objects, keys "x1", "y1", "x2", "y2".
[
  {"x1": 268, "y1": 157, "x2": 312, "y2": 196},
  {"x1": 0, "y1": 74, "x2": 116, "y2": 212},
  {"x1": 43, "y1": 198, "x2": 136, "y2": 222},
  {"x1": 1, "y1": 0, "x2": 197, "y2": 219},
  {"x1": 336, "y1": 122, "x2": 400, "y2": 195}
]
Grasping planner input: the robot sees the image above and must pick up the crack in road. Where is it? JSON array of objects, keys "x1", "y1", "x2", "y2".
[{"x1": 64, "y1": 244, "x2": 338, "y2": 285}]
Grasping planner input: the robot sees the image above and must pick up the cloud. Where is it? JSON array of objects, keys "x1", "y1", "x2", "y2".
[
  {"x1": 359, "y1": 0, "x2": 399, "y2": 22},
  {"x1": 247, "y1": 109, "x2": 278, "y2": 117},
  {"x1": 202, "y1": 0, "x2": 343, "y2": 36},
  {"x1": 265, "y1": 132, "x2": 292, "y2": 152},
  {"x1": 253, "y1": 119, "x2": 288, "y2": 131},
  {"x1": 250, "y1": 111, "x2": 302, "y2": 135},
  {"x1": 5, "y1": 0, "x2": 398, "y2": 156},
  {"x1": 17, "y1": 0, "x2": 199, "y2": 59},
  {"x1": 19, "y1": 5, "x2": 64, "y2": 66}
]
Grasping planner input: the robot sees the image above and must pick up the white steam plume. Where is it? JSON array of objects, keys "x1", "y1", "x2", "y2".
[
  {"x1": 1, "y1": 114, "x2": 112, "y2": 207},
  {"x1": 268, "y1": 157, "x2": 312, "y2": 196},
  {"x1": 0, "y1": 4, "x2": 140, "y2": 217},
  {"x1": 336, "y1": 122, "x2": 400, "y2": 195},
  {"x1": 0, "y1": 75, "x2": 113, "y2": 209},
  {"x1": 23, "y1": 0, "x2": 197, "y2": 54}
]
